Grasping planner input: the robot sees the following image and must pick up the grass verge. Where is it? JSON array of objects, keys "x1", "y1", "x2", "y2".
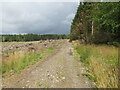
[
  {"x1": 2, "y1": 50, "x2": 44, "y2": 74},
  {"x1": 42, "y1": 47, "x2": 57, "y2": 54},
  {"x1": 74, "y1": 45, "x2": 118, "y2": 88},
  {"x1": 0, "y1": 50, "x2": 19, "y2": 55},
  {"x1": 2, "y1": 46, "x2": 58, "y2": 74}
]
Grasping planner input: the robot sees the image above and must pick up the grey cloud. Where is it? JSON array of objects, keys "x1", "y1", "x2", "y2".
[{"x1": 1, "y1": 2, "x2": 78, "y2": 34}]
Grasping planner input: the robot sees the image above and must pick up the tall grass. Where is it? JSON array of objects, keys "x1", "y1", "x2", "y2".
[
  {"x1": 75, "y1": 45, "x2": 118, "y2": 88},
  {"x1": 2, "y1": 50, "x2": 44, "y2": 74},
  {"x1": 2, "y1": 46, "x2": 58, "y2": 74}
]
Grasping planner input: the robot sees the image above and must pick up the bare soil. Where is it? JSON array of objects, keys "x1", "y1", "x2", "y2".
[{"x1": 2, "y1": 40, "x2": 92, "y2": 88}]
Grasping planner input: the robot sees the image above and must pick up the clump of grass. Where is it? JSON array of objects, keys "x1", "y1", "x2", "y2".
[
  {"x1": 2, "y1": 46, "x2": 57, "y2": 74},
  {"x1": 58, "y1": 41, "x2": 65, "y2": 45},
  {"x1": 77, "y1": 73, "x2": 81, "y2": 76},
  {"x1": 42, "y1": 47, "x2": 57, "y2": 54},
  {"x1": 2, "y1": 50, "x2": 44, "y2": 74},
  {"x1": 73, "y1": 49, "x2": 80, "y2": 61},
  {"x1": 82, "y1": 73, "x2": 96, "y2": 82},
  {"x1": 0, "y1": 50, "x2": 19, "y2": 55},
  {"x1": 75, "y1": 45, "x2": 118, "y2": 88},
  {"x1": 75, "y1": 45, "x2": 91, "y2": 65}
]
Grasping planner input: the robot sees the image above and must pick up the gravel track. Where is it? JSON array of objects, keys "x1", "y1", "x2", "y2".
[{"x1": 2, "y1": 40, "x2": 92, "y2": 88}]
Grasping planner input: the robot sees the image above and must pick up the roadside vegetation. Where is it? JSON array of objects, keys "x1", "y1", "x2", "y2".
[
  {"x1": 70, "y1": 2, "x2": 119, "y2": 88},
  {"x1": 2, "y1": 46, "x2": 58, "y2": 75},
  {"x1": 2, "y1": 50, "x2": 43, "y2": 74},
  {"x1": 42, "y1": 47, "x2": 58, "y2": 54},
  {"x1": 74, "y1": 43, "x2": 118, "y2": 88},
  {"x1": 1, "y1": 2, "x2": 119, "y2": 88}
]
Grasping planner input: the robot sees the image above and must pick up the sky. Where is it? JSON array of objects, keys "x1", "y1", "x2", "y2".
[{"x1": 0, "y1": 2, "x2": 78, "y2": 35}]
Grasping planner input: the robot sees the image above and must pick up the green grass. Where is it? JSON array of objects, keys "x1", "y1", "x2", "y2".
[
  {"x1": 73, "y1": 48, "x2": 80, "y2": 61},
  {"x1": 2, "y1": 46, "x2": 58, "y2": 75},
  {"x1": 77, "y1": 73, "x2": 81, "y2": 76},
  {"x1": 82, "y1": 73, "x2": 96, "y2": 82},
  {"x1": 42, "y1": 47, "x2": 57, "y2": 54},
  {"x1": 0, "y1": 50, "x2": 19, "y2": 55},
  {"x1": 75, "y1": 45, "x2": 91, "y2": 66},
  {"x1": 74, "y1": 45, "x2": 118, "y2": 88},
  {"x1": 2, "y1": 51, "x2": 45, "y2": 73},
  {"x1": 58, "y1": 41, "x2": 65, "y2": 45}
]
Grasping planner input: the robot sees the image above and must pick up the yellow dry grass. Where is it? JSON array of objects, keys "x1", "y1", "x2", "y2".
[
  {"x1": 74, "y1": 41, "x2": 118, "y2": 88},
  {"x1": 2, "y1": 49, "x2": 43, "y2": 74},
  {"x1": 2, "y1": 50, "x2": 29, "y2": 73},
  {"x1": 2, "y1": 46, "x2": 57, "y2": 74},
  {"x1": 89, "y1": 45, "x2": 118, "y2": 88}
]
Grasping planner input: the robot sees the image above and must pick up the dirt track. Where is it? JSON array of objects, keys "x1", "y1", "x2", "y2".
[{"x1": 2, "y1": 40, "x2": 92, "y2": 88}]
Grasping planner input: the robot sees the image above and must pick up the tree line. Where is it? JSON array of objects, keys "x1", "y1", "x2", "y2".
[
  {"x1": 70, "y1": 2, "x2": 120, "y2": 45},
  {"x1": 1, "y1": 34, "x2": 69, "y2": 42}
]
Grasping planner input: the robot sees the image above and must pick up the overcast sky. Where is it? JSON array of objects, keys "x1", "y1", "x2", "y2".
[{"x1": 1, "y1": 2, "x2": 78, "y2": 35}]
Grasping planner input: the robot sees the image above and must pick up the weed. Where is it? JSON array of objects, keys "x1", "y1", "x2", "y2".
[
  {"x1": 0, "y1": 50, "x2": 19, "y2": 55},
  {"x1": 2, "y1": 50, "x2": 44, "y2": 74},
  {"x1": 77, "y1": 73, "x2": 81, "y2": 76},
  {"x1": 75, "y1": 44, "x2": 118, "y2": 88},
  {"x1": 82, "y1": 73, "x2": 96, "y2": 82},
  {"x1": 42, "y1": 47, "x2": 57, "y2": 54},
  {"x1": 2, "y1": 46, "x2": 57, "y2": 75},
  {"x1": 75, "y1": 45, "x2": 91, "y2": 65}
]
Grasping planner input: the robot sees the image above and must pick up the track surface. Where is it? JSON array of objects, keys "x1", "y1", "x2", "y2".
[{"x1": 3, "y1": 40, "x2": 92, "y2": 88}]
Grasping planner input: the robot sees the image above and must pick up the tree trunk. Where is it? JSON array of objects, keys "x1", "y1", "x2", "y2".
[{"x1": 92, "y1": 21, "x2": 94, "y2": 36}]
